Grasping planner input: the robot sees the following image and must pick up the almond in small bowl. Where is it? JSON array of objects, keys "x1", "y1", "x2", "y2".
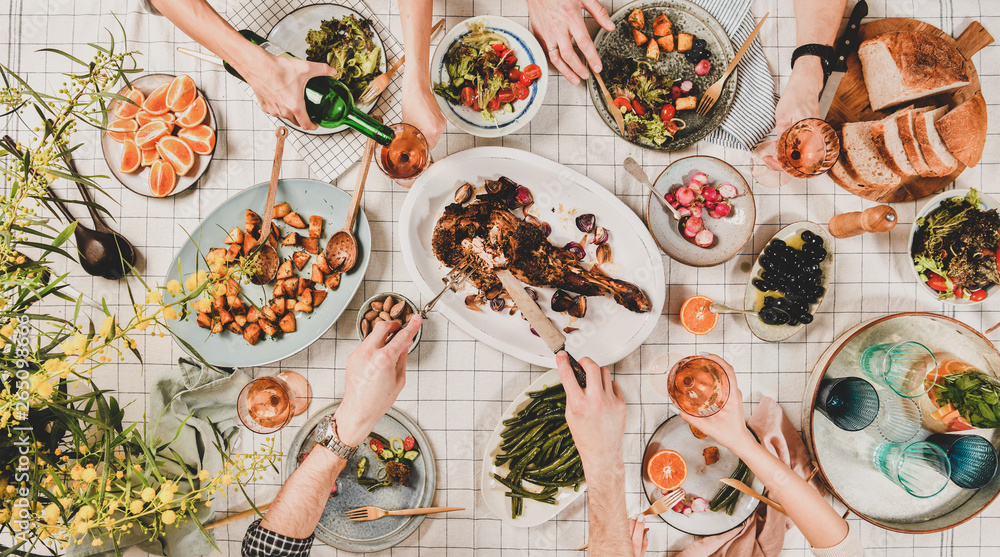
[{"x1": 355, "y1": 292, "x2": 421, "y2": 353}]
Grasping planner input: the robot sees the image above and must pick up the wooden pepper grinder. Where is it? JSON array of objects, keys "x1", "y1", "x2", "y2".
[{"x1": 829, "y1": 205, "x2": 897, "y2": 238}]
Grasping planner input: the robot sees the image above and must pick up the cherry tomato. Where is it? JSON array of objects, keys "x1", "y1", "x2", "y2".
[
  {"x1": 498, "y1": 88, "x2": 516, "y2": 104},
  {"x1": 513, "y1": 82, "x2": 529, "y2": 100},
  {"x1": 460, "y1": 86, "x2": 477, "y2": 107},
  {"x1": 955, "y1": 287, "x2": 965, "y2": 299},
  {"x1": 509, "y1": 67, "x2": 522, "y2": 82},
  {"x1": 970, "y1": 289, "x2": 988, "y2": 302},
  {"x1": 631, "y1": 100, "x2": 646, "y2": 115},
  {"x1": 491, "y1": 43, "x2": 507, "y2": 52},
  {"x1": 522, "y1": 64, "x2": 542, "y2": 82},
  {"x1": 996, "y1": 247, "x2": 1000, "y2": 273},
  {"x1": 660, "y1": 104, "x2": 676, "y2": 122},
  {"x1": 926, "y1": 272, "x2": 949, "y2": 292},
  {"x1": 612, "y1": 97, "x2": 631, "y2": 113},
  {"x1": 369, "y1": 438, "x2": 384, "y2": 454},
  {"x1": 487, "y1": 96, "x2": 500, "y2": 111},
  {"x1": 504, "y1": 55, "x2": 518, "y2": 68},
  {"x1": 403, "y1": 436, "x2": 416, "y2": 451},
  {"x1": 664, "y1": 120, "x2": 678, "y2": 135},
  {"x1": 472, "y1": 99, "x2": 480, "y2": 112}
]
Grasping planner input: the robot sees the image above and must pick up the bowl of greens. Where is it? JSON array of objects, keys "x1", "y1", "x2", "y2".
[
  {"x1": 910, "y1": 188, "x2": 1000, "y2": 305},
  {"x1": 268, "y1": 3, "x2": 386, "y2": 136},
  {"x1": 431, "y1": 16, "x2": 548, "y2": 137}
]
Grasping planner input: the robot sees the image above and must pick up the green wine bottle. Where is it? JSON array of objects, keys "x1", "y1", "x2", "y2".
[{"x1": 224, "y1": 30, "x2": 393, "y2": 145}]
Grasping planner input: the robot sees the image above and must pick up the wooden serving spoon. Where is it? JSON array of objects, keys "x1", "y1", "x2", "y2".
[
  {"x1": 250, "y1": 127, "x2": 288, "y2": 285},
  {"x1": 325, "y1": 136, "x2": 377, "y2": 274}
]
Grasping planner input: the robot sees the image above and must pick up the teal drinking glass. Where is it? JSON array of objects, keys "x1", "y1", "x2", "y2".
[
  {"x1": 860, "y1": 341, "x2": 937, "y2": 398},
  {"x1": 873, "y1": 441, "x2": 951, "y2": 498},
  {"x1": 816, "y1": 377, "x2": 880, "y2": 431},
  {"x1": 927, "y1": 433, "x2": 999, "y2": 489},
  {"x1": 874, "y1": 389, "x2": 921, "y2": 443}
]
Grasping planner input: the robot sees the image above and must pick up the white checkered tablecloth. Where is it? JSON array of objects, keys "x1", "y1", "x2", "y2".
[{"x1": 2, "y1": 0, "x2": 999, "y2": 555}]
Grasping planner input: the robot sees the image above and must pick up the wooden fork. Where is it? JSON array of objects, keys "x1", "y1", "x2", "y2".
[
  {"x1": 357, "y1": 19, "x2": 445, "y2": 105},
  {"x1": 578, "y1": 489, "x2": 684, "y2": 550},
  {"x1": 696, "y1": 13, "x2": 769, "y2": 116},
  {"x1": 345, "y1": 505, "x2": 463, "y2": 521}
]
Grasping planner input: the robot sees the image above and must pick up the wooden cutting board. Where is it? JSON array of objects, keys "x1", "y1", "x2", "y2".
[{"x1": 826, "y1": 19, "x2": 993, "y2": 203}]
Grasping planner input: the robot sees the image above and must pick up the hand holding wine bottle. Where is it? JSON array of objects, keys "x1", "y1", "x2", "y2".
[{"x1": 237, "y1": 52, "x2": 339, "y2": 131}]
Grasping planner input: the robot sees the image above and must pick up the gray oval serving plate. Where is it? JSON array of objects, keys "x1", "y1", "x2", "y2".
[
  {"x1": 588, "y1": 0, "x2": 737, "y2": 151},
  {"x1": 286, "y1": 404, "x2": 436, "y2": 552}
]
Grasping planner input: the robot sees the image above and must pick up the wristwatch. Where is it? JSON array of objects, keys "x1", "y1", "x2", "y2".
[
  {"x1": 312, "y1": 415, "x2": 358, "y2": 460},
  {"x1": 791, "y1": 44, "x2": 836, "y2": 75}
]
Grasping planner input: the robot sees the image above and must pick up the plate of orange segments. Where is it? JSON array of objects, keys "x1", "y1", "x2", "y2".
[{"x1": 102, "y1": 73, "x2": 218, "y2": 198}]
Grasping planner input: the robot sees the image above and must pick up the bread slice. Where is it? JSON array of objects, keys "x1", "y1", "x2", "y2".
[
  {"x1": 840, "y1": 121, "x2": 903, "y2": 189},
  {"x1": 858, "y1": 32, "x2": 970, "y2": 111},
  {"x1": 896, "y1": 106, "x2": 935, "y2": 177},
  {"x1": 915, "y1": 107, "x2": 960, "y2": 176},
  {"x1": 871, "y1": 107, "x2": 919, "y2": 177},
  {"x1": 935, "y1": 91, "x2": 987, "y2": 167}
]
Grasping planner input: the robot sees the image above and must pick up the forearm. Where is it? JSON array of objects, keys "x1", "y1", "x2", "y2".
[
  {"x1": 260, "y1": 445, "x2": 346, "y2": 539},
  {"x1": 149, "y1": 0, "x2": 265, "y2": 71},
  {"x1": 731, "y1": 439, "x2": 848, "y2": 549},
  {"x1": 584, "y1": 462, "x2": 632, "y2": 556},
  {"x1": 398, "y1": 0, "x2": 433, "y2": 87},
  {"x1": 789, "y1": 0, "x2": 848, "y2": 91}
]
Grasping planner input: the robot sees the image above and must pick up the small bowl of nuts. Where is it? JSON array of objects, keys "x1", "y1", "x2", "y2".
[{"x1": 356, "y1": 292, "x2": 421, "y2": 353}]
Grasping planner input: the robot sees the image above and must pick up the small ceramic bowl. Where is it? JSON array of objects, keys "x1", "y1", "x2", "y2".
[
  {"x1": 356, "y1": 292, "x2": 421, "y2": 353},
  {"x1": 909, "y1": 189, "x2": 999, "y2": 306}
]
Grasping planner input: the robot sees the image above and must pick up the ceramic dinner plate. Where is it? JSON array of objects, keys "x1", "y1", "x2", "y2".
[
  {"x1": 908, "y1": 189, "x2": 1000, "y2": 306},
  {"x1": 287, "y1": 404, "x2": 436, "y2": 552},
  {"x1": 641, "y1": 415, "x2": 763, "y2": 536},
  {"x1": 589, "y1": 0, "x2": 737, "y2": 151},
  {"x1": 481, "y1": 368, "x2": 585, "y2": 526},
  {"x1": 399, "y1": 147, "x2": 666, "y2": 368},
  {"x1": 431, "y1": 16, "x2": 548, "y2": 137},
  {"x1": 268, "y1": 3, "x2": 387, "y2": 135},
  {"x1": 645, "y1": 155, "x2": 755, "y2": 266},
  {"x1": 101, "y1": 73, "x2": 217, "y2": 198},
  {"x1": 742, "y1": 221, "x2": 833, "y2": 342},
  {"x1": 163, "y1": 179, "x2": 370, "y2": 368}
]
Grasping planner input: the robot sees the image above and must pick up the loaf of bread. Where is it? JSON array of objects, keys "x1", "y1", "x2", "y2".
[
  {"x1": 934, "y1": 91, "x2": 987, "y2": 167},
  {"x1": 839, "y1": 121, "x2": 902, "y2": 189},
  {"x1": 858, "y1": 32, "x2": 969, "y2": 111},
  {"x1": 895, "y1": 106, "x2": 936, "y2": 177},
  {"x1": 871, "y1": 107, "x2": 919, "y2": 177},
  {"x1": 914, "y1": 107, "x2": 960, "y2": 176}
]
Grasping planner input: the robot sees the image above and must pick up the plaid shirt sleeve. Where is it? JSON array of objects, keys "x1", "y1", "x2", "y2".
[{"x1": 242, "y1": 519, "x2": 315, "y2": 557}]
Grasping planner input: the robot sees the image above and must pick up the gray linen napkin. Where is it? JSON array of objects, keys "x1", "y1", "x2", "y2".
[
  {"x1": 692, "y1": 0, "x2": 776, "y2": 150},
  {"x1": 68, "y1": 359, "x2": 249, "y2": 557}
]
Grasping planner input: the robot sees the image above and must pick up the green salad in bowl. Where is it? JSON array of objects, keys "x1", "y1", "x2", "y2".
[{"x1": 305, "y1": 15, "x2": 382, "y2": 101}]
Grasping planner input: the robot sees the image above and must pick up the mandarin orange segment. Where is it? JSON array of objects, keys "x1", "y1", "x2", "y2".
[
  {"x1": 142, "y1": 82, "x2": 171, "y2": 115},
  {"x1": 156, "y1": 136, "x2": 195, "y2": 176},
  {"x1": 149, "y1": 160, "x2": 177, "y2": 197},
  {"x1": 135, "y1": 121, "x2": 170, "y2": 150},
  {"x1": 120, "y1": 139, "x2": 141, "y2": 174},
  {"x1": 646, "y1": 449, "x2": 687, "y2": 492},
  {"x1": 140, "y1": 147, "x2": 159, "y2": 167},
  {"x1": 177, "y1": 124, "x2": 216, "y2": 155},
  {"x1": 176, "y1": 95, "x2": 207, "y2": 128},
  {"x1": 135, "y1": 110, "x2": 176, "y2": 128},
  {"x1": 107, "y1": 118, "x2": 138, "y2": 143},
  {"x1": 166, "y1": 74, "x2": 197, "y2": 113},
  {"x1": 115, "y1": 87, "x2": 146, "y2": 120},
  {"x1": 680, "y1": 295, "x2": 718, "y2": 335}
]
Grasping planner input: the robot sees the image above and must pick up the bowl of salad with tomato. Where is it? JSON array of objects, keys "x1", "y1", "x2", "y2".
[
  {"x1": 431, "y1": 17, "x2": 548, "y2": 137},
  {"x1": 910, "y1": 188, "x2": 1000, "y2": 305}
]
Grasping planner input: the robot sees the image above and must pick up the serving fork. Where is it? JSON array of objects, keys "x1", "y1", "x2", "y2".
[
  {"x1": 696, "y1": 13, "x2": 768, "y2": 116},
  {"x1": 345, "y1": 505, "x2": 463, "y2": 521},
  {"x1": 420, "y1": 254, "x2": 476, "y2": 317},
  {"x1": 357, "y1": 19, "x2": 445, "y2": 105},
  {"x1": 578, "y1": 489, "x2": 685, "y2": 550}
]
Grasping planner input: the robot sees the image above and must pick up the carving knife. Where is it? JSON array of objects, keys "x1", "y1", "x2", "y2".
[
  {"x1": 493, "y1": 268, "x2": 589, "y2": 388},
  {"x1": 818, "y1": 0, "x2": 868, "y2": 118}
]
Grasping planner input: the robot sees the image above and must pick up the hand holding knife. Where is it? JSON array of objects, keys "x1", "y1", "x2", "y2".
[{"x1": 818, "y1": 0, "x2": 868, "y2": 116}]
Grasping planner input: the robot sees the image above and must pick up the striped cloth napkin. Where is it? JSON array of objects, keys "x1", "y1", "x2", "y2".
[
  {"x1": 227, "y1": 0, "x2": 403, "y2": 182},
  {"x1": 692, "y1": 0, "x2": 776, "y2": 151}
]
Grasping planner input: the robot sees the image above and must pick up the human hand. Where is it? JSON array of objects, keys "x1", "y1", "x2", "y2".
[
  {"x1": 334, "y1": 316, "x2": 422, "y2": 447},
  {"x1": 526, "y1": 0, "x2": 615, "y2": 85},
  {"x1": 557, "y1": 352, "x2": 625, "y2": 474},
  {"x1": 628, "y1": 515, "x2": 649, "y2": 557},
  {"x1": 401, "y1": 73, "x2": 446, "y2": 150},
  {"x1": 675, "y1": 355, "x2": 756, "y2": 454},
  {"x1": 236, "y1": 49, "x2": 338, "y2": 131},
  {"x1": 773, "y1": 59, "x2": 825, "y2": 136}
]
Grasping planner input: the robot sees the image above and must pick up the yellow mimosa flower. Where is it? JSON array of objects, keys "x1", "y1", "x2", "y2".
[
  {"x1": 198, "y1": 470, "x2": 210, "y2": 481},
  {"x1": 98, "y1": 315, "x2": 115, "y2": 339},
  {"x1": 129, "y1": 500, "x2": 144, "y2": 514},
  {"x1": 44, "y1": 503, "x2": 60, "y2": 525},
  {"x1": 140, "y1": 487, "x2": 156, "y2": 502},
  {"x1": 145, "y1": 291, "x2": 162, "y2": 304},
  {"x1": 166, "y1": 279, "x2": 182, "y2": 293},
  {"x1": 161, "y1": 306, "x2": 178, "y2": 320},
  {"x1": 77, "y1": 505, "x2": 94, "y2": 520},
  {"x1": 161, "y1": 510, "x2": 176, "y2": 525},
  {"x1": 158, "y1": 488, "x2": 173, "y2": 505}
]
